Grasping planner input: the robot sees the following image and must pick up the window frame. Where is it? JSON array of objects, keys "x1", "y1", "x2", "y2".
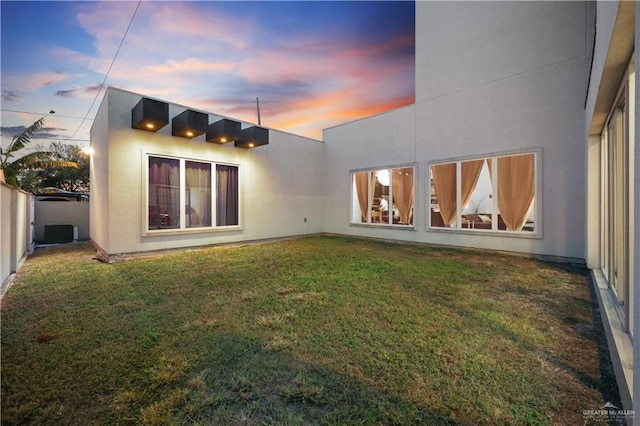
[
  {"x1": 427, "y1": 149, "x2": 542, "y2": 238},
  {"x1": 599, "y1": 55, "x2": 634, "y2": 332},
  {"x1": 349, "y1": 163, "x2": 417, "y2": 229},
  {"x1": 143, "y1": 153, "x2": 242, "y2": 236}
]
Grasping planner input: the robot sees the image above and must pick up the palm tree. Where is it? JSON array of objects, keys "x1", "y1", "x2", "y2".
[{"x1": 0, "y1": 116, "x2": 79, "y2": 188}]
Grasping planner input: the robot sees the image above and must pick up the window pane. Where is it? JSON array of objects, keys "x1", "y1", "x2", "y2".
[
  {"x1": 216, "y1": 165, "x2": 238, "y2": 226},
  {"x1": 391, "y1": 167, "x2": 414, "y2": 225},
  {"x1": 148, "y1": 156, "x2": 180, "y2": 230},
  {"x1": 430, "y1": 162, "x2": 456, "y2": 227},
  {"x1": 186, "y1": 161, "x2": 211, "y2": 228},
  {"x1": 373, "y1": 170, "x2": 389, "y2": 223}
]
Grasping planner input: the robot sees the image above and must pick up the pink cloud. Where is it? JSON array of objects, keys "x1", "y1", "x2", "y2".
[
  {"x1": 121, "y1": 86, "x2": 179, "y2": 97},
  {"x1": 149, "y1": 3, "x2": 253, "y2": 50},
  {"x1": 65, "y1": 2, "x2": 413, "y2": 140},
  {"x1": 145, "y1": 58, "x2": 236, "y2": 75},
  {"x1": 2, "y1": 72, "x2": 68, "y2": 92},
  {"x1": 265, "y1": 86, "x2": 414, "y2": 139},
  {"x1": 236, "y1": 32, "x2": 413, "y2": 91}
]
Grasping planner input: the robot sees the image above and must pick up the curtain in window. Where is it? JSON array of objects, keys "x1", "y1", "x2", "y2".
[
  {"x1": 186, "y1": 161, "x2": 211, "y2": 228},
  {"x1": 354, "y1": 172, "x2": 375, "y2": 223},
  {"x1": 431, "y1": 163, "x2": 456, "y2": 226},
  {"x1": 392, "y1": 167, "x2": 414, "y2": 224},
  {"x1": 461, "y1": 160, "x2": 484, "y2": 211},
  {"x1": 354, "y1": 172, "x2": 368, "y2": 222},
  {"x1": 497, "y1": 154, "x2": 535, "y2": 231},
  {"x1": 216, "y1": 165, "x2": 239, "y2": 226},
  {"x1": 148, "y1": 157, "x2": 180, "y2": 229}
]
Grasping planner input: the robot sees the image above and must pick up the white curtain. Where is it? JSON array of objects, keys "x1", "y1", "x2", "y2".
[
  {"x1": 186, "y1": 161, "x2": 211, "y2": 227},
  {"x1": 392, "y1": 168, "x2": 414, "y2": 224},
  {"x1": 148, "y1": 157, "x2": 180, "y2": 229}
]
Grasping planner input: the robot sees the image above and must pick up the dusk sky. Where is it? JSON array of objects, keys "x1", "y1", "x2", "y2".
[{"x1": 1, "y1": 0, "x2": 415, "y2": 151}]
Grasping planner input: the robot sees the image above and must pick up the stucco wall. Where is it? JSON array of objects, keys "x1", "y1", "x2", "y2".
[
  {"x1": 90, "y1": 90, "x2": 110, "y2": 253},
  {"x1": 34, "y1": 200, "x2": 90, "y2": 242},
  {"x1": 1, "y1": 183, "x2": 33, "y2": 291},
  {"x1": 324, "y1": 1, "x2": 587, "y2": 259},
  {"x1": 94, "y1": 88, "x2": 325, "y2": 256},
  {"x1": 416, "y1": 1, "x2": 586, "y2": 104},
  {"x1": 1, "y1": 184, "x2": 13, "y2": 286}
]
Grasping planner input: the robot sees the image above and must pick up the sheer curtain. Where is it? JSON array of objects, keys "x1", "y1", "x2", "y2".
[
  {"x1": 431, "y1": 161, "x2": 483, "y2": 227},
  {"x1": 148, "y1": 157, "x2": 180, "y2": 229},
  {"x1": 431, "y1": 163, "x2": 456, "y2": 226},
  {"x1": 497, "y1": 154, "x2": 535, "y2": 231},
  {"x1": 217, "y1": 165, "x2": 239, "y2": 226},
  {"x1": 392, "y1": 168, "x2": 414, "y2": 224},
  {"x1": 354, "y1": 172, "x2": 375, "y2": 223},
  {"x1": 186, "y1": 161, "x2": 211, "y2": 228},
  {"x1": 461, "y1": 160, "x2": 484, "y2": 211}
]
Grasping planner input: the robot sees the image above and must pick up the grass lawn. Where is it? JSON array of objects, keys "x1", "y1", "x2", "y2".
[{"x1": 1, "y1": 236, "x2": 619, "y2": 425}]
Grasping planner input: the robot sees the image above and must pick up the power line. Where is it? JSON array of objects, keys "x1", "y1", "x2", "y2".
[
  {"x1": 67, "y1": 0, "x2": 141, "y2": 140},
  {"x1": 1, "y1": 108, "x2": 90, "y2": 120}
]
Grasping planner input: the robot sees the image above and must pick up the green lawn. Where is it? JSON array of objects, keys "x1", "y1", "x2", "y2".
[{"x1": 1, "y1": 236, "x2": 618, "y2": 425}]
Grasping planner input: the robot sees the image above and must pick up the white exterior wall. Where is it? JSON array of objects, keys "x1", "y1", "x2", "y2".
[
  {"x1": 0, "y1": 184, "x2": 10, "y2": 286},
  {"x1": 0, "y1": 183, "x2": 34, "y2": 295},
  {"x1": 14, "y1": 191, "x2": 29, "y2": 264},
  {"x1": 90, "y1": 91, "x2": 110, "y2": 253},
  {"x1": 92, "y1": 88, "x2": 324, "y2": 256},
  {"x1": 324, "y1": 1, "x2": 587, "y2": 259},
  {"x1": 324, "y1": 105, "x2": 418, "y2": 242}
]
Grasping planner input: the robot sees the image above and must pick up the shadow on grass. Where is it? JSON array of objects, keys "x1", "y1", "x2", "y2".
[
  {"x1": 540, "y1": 261, "x2": 621, "y2": 408},
  {"x1": 392, "y1": 255, "x2": 622, "y2": 418},
  {"x1": 124, "y1": 333, "x2": 458, "y2": 425}
]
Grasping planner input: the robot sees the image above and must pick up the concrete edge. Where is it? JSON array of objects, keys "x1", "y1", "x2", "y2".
[
  {"x1": 591, "y1": 268, "x2": 634, "y2": 411},
  {"x1": 90, "y1": 234, "x2": 320, "y2": 263}
]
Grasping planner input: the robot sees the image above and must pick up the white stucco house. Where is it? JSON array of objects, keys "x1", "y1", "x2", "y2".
[{"x1": 90, "y1": 1, "x2": 639, "y2": 416}]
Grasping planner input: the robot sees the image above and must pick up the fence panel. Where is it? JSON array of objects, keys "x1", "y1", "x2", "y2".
[{"x1": 1, "y1": 183, "x2": 34, "y2": 295}]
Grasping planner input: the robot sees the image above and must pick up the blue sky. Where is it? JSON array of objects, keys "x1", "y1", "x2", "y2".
[{"x1": 1, "y1": 1, "x2": 414, "y2": 149}]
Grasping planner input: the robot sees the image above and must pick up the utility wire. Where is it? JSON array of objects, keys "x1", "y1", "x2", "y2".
[
  {"x1": 1, "y1": 109, "x2": 89, "y2": 120},
  {"x1": 66, "y1": 0, "x2": 141, "y2": 141}
]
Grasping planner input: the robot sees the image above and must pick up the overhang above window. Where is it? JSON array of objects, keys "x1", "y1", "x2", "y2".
[
  {"x1": 172, "y1": 109, "x2": 208, "y2": 139},
  {"x1": 235, "y1": 126, "x2": 269, "y2": 149},
  {"x1": 206, "y1": 118, "x2": 242, "y2": 144},
  {"x1": 131, "y1": 97, "x2": 169, "y2": 132}
]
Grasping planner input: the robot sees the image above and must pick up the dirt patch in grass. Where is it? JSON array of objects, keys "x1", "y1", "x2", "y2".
[{"x1": 1, "y1": 237, "x2": 620, "y2": 425}]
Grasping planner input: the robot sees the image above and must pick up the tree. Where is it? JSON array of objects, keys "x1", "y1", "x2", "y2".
[
  {"x1": 0, "y1": 117, "x2": 79, "y2": 188},
  {"x1": 26, "y1": 142, "x2": 90, "y2": 192}
]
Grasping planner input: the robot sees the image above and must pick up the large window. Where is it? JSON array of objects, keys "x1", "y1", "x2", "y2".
[
  {"x1": 429, "y1": 152, "x2": 537, "y2": 233},
  {"x1": 216, "y1": 164, "x2": 239, "y2": 226},
  {"x1": 351, "y1": 166, "x2": 415, "y2": 226},
  {"x1": 148, "y1": 155, "x2": 239, "y2": 231},
  {"x1": 600, "y1": 56, "x2": 634, "y2": 333}
]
